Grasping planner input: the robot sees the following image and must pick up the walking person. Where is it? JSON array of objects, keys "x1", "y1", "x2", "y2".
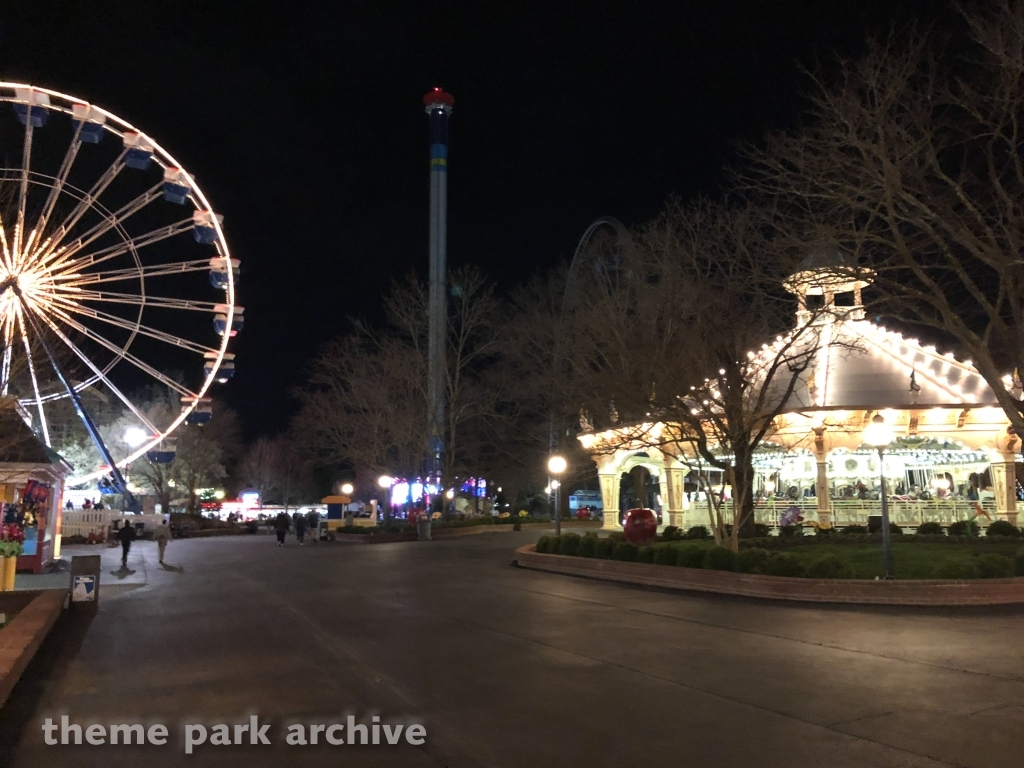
[
  {"x1": 293, "y1": 511, "x2": 308, "y2": 546},
  {"x1": 274, "y1": 511, "x2": 290, "y2": 546},
  {"x1": 116, "y1": 522, "x2": 136, "y2": 567},
  {"x1": 306, "y1": 508, "x2": 320, "y2": 545},
  {"x1": 153, "y1": 519, "x2": 171, "y2": 564}
]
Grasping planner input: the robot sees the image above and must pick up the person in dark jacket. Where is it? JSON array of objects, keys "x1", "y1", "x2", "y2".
[
  {"x1": 306, "y1": 509, "x2": 321, "y2": 544},
  {"x1": 116, "y1": 523, "x2": 136, "y2": 566},
  {"x1": 293, "y1": 511, "x2": 308, "y2": 545},
  {"x1": 274, "y1": 511, "x2": 290, "y2": 546}
]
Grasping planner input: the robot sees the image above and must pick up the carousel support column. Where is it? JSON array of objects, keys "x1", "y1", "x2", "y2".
[
  {"x1": 597, "y1": 461, "x2": 622, "y2": 530},
  {"x1": 990, "y1": 451, "x2": 1019, "y2": 525},
  {"x1": 664, "y1": 467, "x2": 685, "y2": 528},
  {"x1": 813, "y1": 427, "x2": 832, "y2": 528}
]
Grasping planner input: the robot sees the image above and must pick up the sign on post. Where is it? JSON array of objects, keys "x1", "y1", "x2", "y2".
[{"x1": 70, "y1": 555, "x2": 101, "y2": 606}]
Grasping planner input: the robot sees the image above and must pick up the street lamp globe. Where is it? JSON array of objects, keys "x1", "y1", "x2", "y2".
[
  {"x1": 863, "y1": 414, "x2": 894, "y2": 449},
  {"x1": 340, "y1": 482, "x2": 354, "y2": 496},
  {"x1": 445, "y1": 489, "x2": 454, "y2": 500},
  {"x1": 547, "y1": 455, "x2": 567, "y2": 475},
  {"x1": 124, "y1": 426, "x2": 148, "y2": 449},
  {"x1": 377, "y1": 475, "x2": 393, "y2": 490}
]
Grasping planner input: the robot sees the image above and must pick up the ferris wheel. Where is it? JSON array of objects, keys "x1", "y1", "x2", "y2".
[{"x1": 0, "y1": 83, "x2": 241, "y2": 486}]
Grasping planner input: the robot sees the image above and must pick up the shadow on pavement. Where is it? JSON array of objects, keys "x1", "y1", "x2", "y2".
[
  {"x1": 109, "y1": 567, "x2": 137, "y2": 580},
  {"x1": 159, "y1": 563, "x2": 184, "y2": 573},
  {"x1": 0, "y1": 607, "x2": 96, "y2": 751}
]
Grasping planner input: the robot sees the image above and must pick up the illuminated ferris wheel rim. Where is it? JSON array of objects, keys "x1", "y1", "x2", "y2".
[{"x1": 0, "y1": 82, "x2": 237, "y2": 484}]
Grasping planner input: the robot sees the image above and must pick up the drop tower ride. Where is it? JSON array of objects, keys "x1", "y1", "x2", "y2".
[{"x1": 423, "y1": 87, "x2": 454, "y2": 482}]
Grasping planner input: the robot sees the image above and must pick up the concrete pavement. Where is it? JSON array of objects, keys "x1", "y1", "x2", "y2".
[{"x1": 1, "y1": 531, "x2": 1022, "y2": 767}]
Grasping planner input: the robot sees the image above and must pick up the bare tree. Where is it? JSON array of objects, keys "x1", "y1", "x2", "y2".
[
  {"x1": 745, "y1": 1, "x2": 1024, "y2": 432},
  {"x1": 269, "y1": 437, "x2": 311, "y2": 512},
  {"x1": 296, "y1": 333, "x2": 427, "y2": 479},
  {"x1": 384, "y1": 265, "x2": 503, "y2": 485},
  {"x1": 239, "y1": 437, "x2": 281, "y2": 509},
  {"x1": 297, "y1": 266, "x2": 502, "y2": 490},
  {"x1": 563, "y1": 199, "x2": 828, "y2": 550}
]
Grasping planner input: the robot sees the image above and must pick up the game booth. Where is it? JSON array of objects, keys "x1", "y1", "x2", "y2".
[{"x1": 0, "y1": 407, "x2": 71, "y2": 574}]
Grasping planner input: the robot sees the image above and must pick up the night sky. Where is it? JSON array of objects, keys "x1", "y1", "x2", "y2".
[{"x1": 1, "y1": 0, "x2": 952, "y2": 437}]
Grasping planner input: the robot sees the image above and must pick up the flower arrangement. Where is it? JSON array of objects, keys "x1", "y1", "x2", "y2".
[{"x1": 0, "y1": 523, "x2": 25, "y2": 558}]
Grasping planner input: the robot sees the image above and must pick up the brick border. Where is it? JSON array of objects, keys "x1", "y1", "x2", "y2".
[
  {"x1": 515, "y1": 545, "x2": 1024, "y2": 606},
  {"x1": 0, "y1": 589, "x2": 67, "y2": 709}
]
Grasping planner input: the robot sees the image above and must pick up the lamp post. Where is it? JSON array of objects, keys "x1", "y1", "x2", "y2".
[
  {"x1": 547, "y1": 455, "x2": 567, "y2": 536},
  {"x1": 863, "y1": 414, "x2": 895, "y2": 579},
  {"x1": 377, "y1": 475, "x2": 392, "y2": 526}
]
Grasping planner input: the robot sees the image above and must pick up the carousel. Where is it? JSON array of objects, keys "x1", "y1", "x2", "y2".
[{"x1": 579, "y1": 253, "x2": 1022, "y2": 531}]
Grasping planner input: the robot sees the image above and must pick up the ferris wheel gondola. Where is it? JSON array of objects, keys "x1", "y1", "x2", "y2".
[{"x1": 0, "y1": 83, "x2": 240, "y2": 485}]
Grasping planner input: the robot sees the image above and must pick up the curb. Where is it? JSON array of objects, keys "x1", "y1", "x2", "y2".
[
  {"x1": 514, "y1": 545, "x2": 1024, "y2": 606},
  {"x1": 0, "y1": 589, "x2": 67, "y2": 709}
]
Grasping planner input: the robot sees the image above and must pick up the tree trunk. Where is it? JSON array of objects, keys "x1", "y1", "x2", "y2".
[{"x1": 732, "y1": 442, "x2": 757, "y2": 543}]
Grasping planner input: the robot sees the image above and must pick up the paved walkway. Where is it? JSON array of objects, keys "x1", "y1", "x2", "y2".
[
  {"x1": 1, "y1": 532, "x2": 1023, "y2": 767},
  {"x1": 14, "y1": 541, "x2": 156, "y2": 594}
]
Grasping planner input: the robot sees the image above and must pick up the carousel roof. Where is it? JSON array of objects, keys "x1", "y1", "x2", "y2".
[{"x1": 762, "y1": 314, "x2": 1000, "y2": 412}]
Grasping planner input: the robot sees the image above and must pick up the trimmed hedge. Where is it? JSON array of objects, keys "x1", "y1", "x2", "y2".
[
  {"x1": 737, "y1": 547, "x2": 769, "y2": 574},
  {"x1": 707, "y1": 547, "x2": 737, "y2": 571},
  {"x1": 985, "y1": 520, "x2": 1022, "y2": 538},
  {"x1": 532, "y1": 533, "x2": 1024, "y2": 580},
  {"x1": 765, "y1": 552, "x2": 805, "y2": 577},
  {"x1": 916, "y1": 522, "x2": 944, "y2": 536},
  {"x1": 677, "y1": 544, "x2": 710, "y2": 569},
  {"x1": 653, "y1": 545, "x2": 679, "y2": 566},
  {"x1": 949, "y1": 520, "x2": 980, "y2": 537},
  {"x1": 579, "y1": 533, "x2": 598, "y2": 558},
  {"x1": 613, "y1": 542, "x2": 639, "y2": 562},
  {"x1": 975, "y1": 553, "x2": 1015, "y2": 578},
  {"x1": 596, "y1": 537, "x2": 616, "y2": 559},
  {"x1": 807, "y1": 554, "x2": 854, "y2": 579},
  {"x1": 559, "y1": 533, "x2": 582, "y2": 556}
]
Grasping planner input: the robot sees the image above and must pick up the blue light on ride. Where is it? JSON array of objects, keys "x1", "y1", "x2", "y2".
[
  {"x1": 204, "y1": 352, "x2": 235, "y2": 382},
  {"x1": 208, "y1": 257, "x2": 240, "y2": 289},
  {"x1": 123, "y1": 131, "x2": 154, "y2": 170},
  {"x1": 13, "y1": 88, "x2": 50, "y2": 127},
  {"x1": 146, "y1": 449, "x2": 176, "y2": 464},
  {"x1": 71, "y1": 103, "x2": 105, "y2": 143},
  {"x1": 213, "y1": 305, "x2": 244, "y2": 337},
  {"x1": 193, "y1": 210, "x2": 223, "y2": 244},
  {"x1": 162, "y1": 167, "x2": 190, "y2": 204},
  {"x1": 182, "y1": 397, "x2": 213, "y2": 426}
]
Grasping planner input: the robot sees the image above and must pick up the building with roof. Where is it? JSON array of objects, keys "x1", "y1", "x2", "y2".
[
  {"x1": 0, "y1": 402, "x2": 71, "y2": 572},
  {"x1": 577, "y1": 255, "x2": 1022, "y2": 531}
]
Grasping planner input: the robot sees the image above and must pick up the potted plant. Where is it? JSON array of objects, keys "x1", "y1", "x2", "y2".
[{"x1": 0, "y1": 524, "x2": 25, "y2": 591}]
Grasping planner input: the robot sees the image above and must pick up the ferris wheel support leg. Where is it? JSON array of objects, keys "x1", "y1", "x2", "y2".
[
  {"x1": 0, "y1": 335, "x2": 11, "y2": 396},
  {"x1": 16, "y1": 291, "x2": 140, "y2": 513}
]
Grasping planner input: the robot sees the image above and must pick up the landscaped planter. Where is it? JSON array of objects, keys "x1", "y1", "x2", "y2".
[
  {"x1": 515, "y1": 544, "x2": 1024, "y2": 606},
  {"x1": 0, "y1": 589, "x2": 67, "y2": 708}
]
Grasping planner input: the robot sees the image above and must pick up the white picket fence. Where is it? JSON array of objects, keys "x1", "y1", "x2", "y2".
[
  {"x1": 61, "y1": 510, "x2": 165, "y2": 540},
  {"x1": 680, "y1": 498, "x2": 1005, "y2": 529}
]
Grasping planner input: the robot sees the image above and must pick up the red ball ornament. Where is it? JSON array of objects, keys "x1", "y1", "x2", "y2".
[
  {"x1": 623, "y1": 508, "x2": 657, "y2": 545},
  {"x1": 575, "y1": 508, "x2": 591, "y2": 520}
]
